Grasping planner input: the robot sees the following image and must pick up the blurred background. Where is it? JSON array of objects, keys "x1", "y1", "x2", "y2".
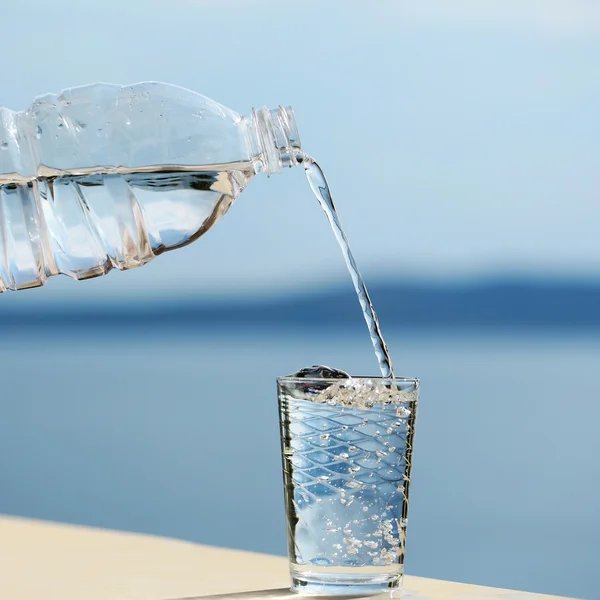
[{"x1": 0, "y1": 1, "x2": 599, "y2": 598}]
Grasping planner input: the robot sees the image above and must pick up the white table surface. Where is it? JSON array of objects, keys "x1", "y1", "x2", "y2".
[{"x1": 0, "y1": 516, "x2": 579, "y2": 600}]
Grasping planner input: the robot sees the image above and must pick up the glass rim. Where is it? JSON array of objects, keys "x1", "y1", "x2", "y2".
[{"x1": 277, "y1": 375, "x2": 419, "y2": 387}]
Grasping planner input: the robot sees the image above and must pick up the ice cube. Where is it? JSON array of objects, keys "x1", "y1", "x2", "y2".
[
  {"x1": 285, "y1": 365, "x2": 350, "y2": 400},
  {"x1": 288, "y1": 365, "x2": 350, "y2": 379}
]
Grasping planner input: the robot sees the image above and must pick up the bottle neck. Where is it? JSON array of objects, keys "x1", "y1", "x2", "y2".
[{"x1": 248, "y1": 106, "x2": 303, "y2": 176}]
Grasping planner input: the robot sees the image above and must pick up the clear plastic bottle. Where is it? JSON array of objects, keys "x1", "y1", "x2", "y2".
[{"x1": 0, "y1": 82, "x2": 302, "y2": 292}]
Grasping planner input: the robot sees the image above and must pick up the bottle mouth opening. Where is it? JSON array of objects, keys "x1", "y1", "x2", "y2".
[{"x1": 252, "y1": 106, "x2": 303, "y2": 176}]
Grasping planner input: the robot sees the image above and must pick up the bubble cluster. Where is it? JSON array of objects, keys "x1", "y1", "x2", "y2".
[{"x1": 314, "y1": 378, "x2": 417, "y2": 410}]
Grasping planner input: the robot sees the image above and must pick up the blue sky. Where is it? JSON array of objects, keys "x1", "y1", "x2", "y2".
[{"x1": 1, "y1": 0, "x2": 599, "y2": 303}]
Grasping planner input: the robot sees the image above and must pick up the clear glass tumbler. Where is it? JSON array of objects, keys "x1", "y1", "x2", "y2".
[{"x1": 277, "y1": 375, "x2": 419, "y2": 595}]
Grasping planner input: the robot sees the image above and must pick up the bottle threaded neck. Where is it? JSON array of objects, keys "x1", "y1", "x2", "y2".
[{"x1": 251, "y1": 106, "x2": 303, "y2": 176}]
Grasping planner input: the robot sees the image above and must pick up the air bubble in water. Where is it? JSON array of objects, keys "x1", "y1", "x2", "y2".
[{"x1": 397, "y1": 406, "x2": 411, "y2": 418}]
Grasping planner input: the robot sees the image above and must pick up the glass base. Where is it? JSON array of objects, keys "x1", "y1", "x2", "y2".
[{"x1": 290, "y1": 563, "x2": 403, "y2": 596}]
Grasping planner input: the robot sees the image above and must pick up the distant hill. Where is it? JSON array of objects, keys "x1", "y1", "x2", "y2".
[{"x1": 1, "y1": 278, "x2": 599, "y2": 334}]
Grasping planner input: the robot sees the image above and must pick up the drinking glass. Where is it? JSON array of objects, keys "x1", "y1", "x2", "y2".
[{"x1": 277, "y1": 375, "x2": 419, "y2": 595}]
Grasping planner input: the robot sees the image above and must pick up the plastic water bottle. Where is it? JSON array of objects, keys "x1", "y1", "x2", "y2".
[{"x1": 0, "y1": 82, "x2": 302, "y2": 292}]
